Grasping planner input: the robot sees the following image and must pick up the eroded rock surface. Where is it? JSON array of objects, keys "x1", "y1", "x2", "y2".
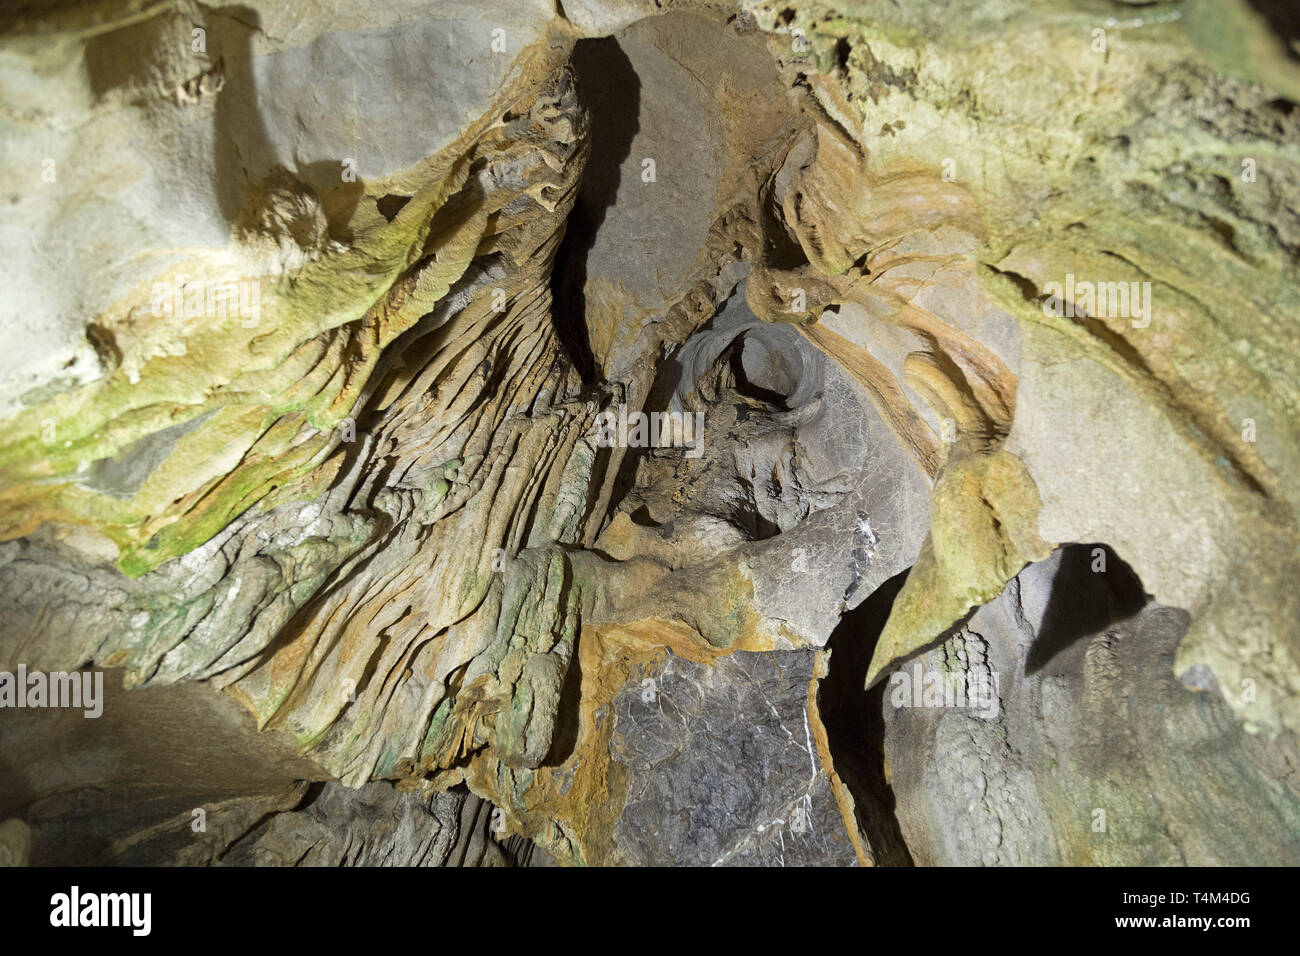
[{"x1": 0, "y1": 0, "x2": 1297, "y2": 866}]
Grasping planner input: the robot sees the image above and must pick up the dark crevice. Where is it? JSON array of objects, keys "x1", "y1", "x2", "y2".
[
  {"x1": 542, "y1": 643, "x2": 583, "y2": 766},
  {"x1": 727, "y1": 340, "x2": 789, "y2": 409},
  {"x1": 1025, "y1": 542, "x2": 1147, "y2": 675},
  {"x1": 819, "y1": 566, "x2": 914, "y2": 866},
  {"x1": 376, "y1": 193, "x2": 411, "y2": 222},
  {"x1": 549, "y1": 220, "x2": 598, "y2": 385},
  {"x1": 628, "y1": 504, "x2": 659, "y2": 528},
  {"x1": 548, "y1": 36, "x2": 642, "y2": 386},
  {"x1": 1248, "y1": 0, "x2": 1300, "y2": 65}
]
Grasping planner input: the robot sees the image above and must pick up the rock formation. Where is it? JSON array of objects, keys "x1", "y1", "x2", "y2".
[{"x1": 0, "y1": 0, "x2": 1297, "y2": 866}]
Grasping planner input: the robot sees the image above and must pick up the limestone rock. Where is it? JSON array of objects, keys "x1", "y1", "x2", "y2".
[{"x1": 0, "y1": 0, "x2": 1297, "y2": 868}]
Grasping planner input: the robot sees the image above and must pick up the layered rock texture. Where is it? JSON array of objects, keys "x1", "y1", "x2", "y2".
[{"x1": 0, "y1": 0, "x2": 1297, "y2": 866}]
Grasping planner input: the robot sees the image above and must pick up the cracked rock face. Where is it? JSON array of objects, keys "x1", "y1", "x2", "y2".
[
  {"x1": 0, "y1": 0, "x2": 1298, "y2": 866},
  {"x1": 611, "y1": 649, "x2": 855, "y2": 866}
]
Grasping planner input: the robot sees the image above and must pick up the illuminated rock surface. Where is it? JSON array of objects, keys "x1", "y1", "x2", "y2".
[{"x1": 0, "y1": 0, "x2": 1297, "y2": 866}]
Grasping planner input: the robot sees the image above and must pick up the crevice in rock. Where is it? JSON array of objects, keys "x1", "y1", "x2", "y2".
[
  {"x1": 819, "y1": 567, "x2": 914, "y2": 866},
  {"x1": 1249, "y1": 0, "x2": 1300, "y2": 64},
  {"x1": 1025, "y1": 543, "x2": 1147, "y2": 675},
  {"x1": 547, "y1": 36, "x2": 642, "y2": 386},
  {"x1": 376, "y1": 193, "x2": 411, "y2": 222},
  {"x1": 727, "y1": 339, "x2": 791, "y2": 409}
]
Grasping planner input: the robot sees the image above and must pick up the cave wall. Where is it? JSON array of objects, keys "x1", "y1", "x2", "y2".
[{"x1": 0, "y1": 0, "x2": 1297, "y2": 866}]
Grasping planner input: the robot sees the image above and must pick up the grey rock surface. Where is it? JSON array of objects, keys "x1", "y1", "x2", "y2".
[
  {"x1": 610, "y1": 649, "x2": 857, "y2": 865},
  {"x1": 883, "y1": 546, "x2": 1300, "y2": 865}
]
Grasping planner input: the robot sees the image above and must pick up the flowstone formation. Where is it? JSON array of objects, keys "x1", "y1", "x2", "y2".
[{"x1": 0, "y1": 0, "x2": 1297, "y2": 866}]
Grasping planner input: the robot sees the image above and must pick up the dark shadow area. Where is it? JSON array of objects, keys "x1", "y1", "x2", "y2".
[
  {"x1": 206, "y1": 6, "x2": 269, "y2": 225},
  {"x1": 79, "y1": 6, "x2": 370, "y2": 246},
  {"x1": 83, "y1": 5, "x2": 365, "y2": 240},
  {"x1": 548, "y1": 36, "x2": 642, "y2": 386},
  {"x1": 550, "y1": 222, "x2": 599, "y2": 386},
  {"x1": 728, "y1": 337, "x2": 791, "y2": 409},
  {"x1": 196, "y1": 7, "x2": 366, "y2": 240},
  {"x1": 447, "y1": 786, "x2": 539, "y2": 867},
  {"x1": 760, "y1": 174, "x2": 812, "y2": 272},
  {"x1": 0, "y1": 673, "x2": 328, "y2": 865},
  {"x1": 376, "y1": 193, "x2": 412, "y2": 222},
  {"x1": 734, "y1": 492, "x2": 782, "y2": 541},
  {"x1": 1025, "y1": 542, "x2": 1147, "y2": 674},
  {"x1": 543, "y1": 645, "x2": 583, "y2": 766},
  {"x1": 1248, "y1": 0, "x2": 1300, "y2": 65},
  {"x1": 819, "y1": 567, "x2": 914, "y2": 866},
  {"x1": 628, "y1": 504, "x2": 660, "y2": 528},
  {"x1": 300, "y1": 158, "x2": 366, "y2": 245},
  {"x1": 83, "y1": 8, "x2": 179, "y2": 103}
]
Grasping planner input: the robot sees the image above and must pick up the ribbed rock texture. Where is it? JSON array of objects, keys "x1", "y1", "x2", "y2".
[{"x1": 0, "y1": 0, "x2": 1297, "y2": 866}]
